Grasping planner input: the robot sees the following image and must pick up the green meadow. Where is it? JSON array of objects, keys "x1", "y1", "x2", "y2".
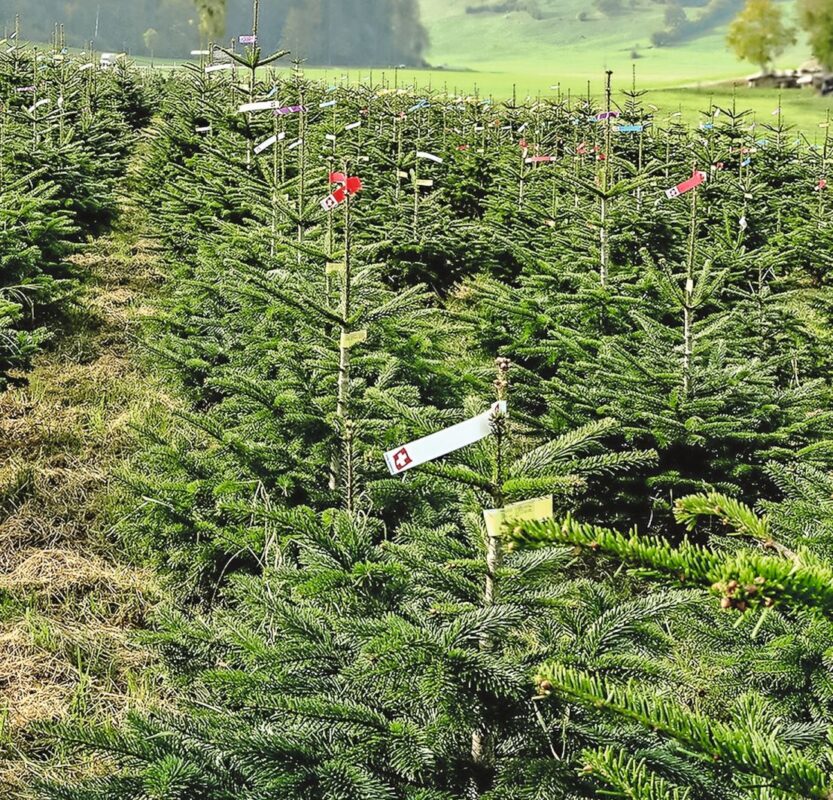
[{"x1": 136, "y1": 0, "x2": 833, "y2": 134}]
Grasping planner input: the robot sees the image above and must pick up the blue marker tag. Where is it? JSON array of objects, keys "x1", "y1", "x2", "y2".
[
  {"x1": 742, "y1": 158, "x2": 751, "y2": 166},
  {"x1": 617, "y1": 124, "x2": 643, "y2": 133}
]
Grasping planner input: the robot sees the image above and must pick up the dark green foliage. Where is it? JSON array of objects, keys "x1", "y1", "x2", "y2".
[
  {"x1": 29, "y1": 52, "x2": 833, "y2": 800},
  {"x1": 0, "y1": 46, "x2": 149, "y2": 386}
]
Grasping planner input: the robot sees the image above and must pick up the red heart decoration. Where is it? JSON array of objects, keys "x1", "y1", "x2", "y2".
[
  {"x1": 345, "y1": 176, "x2": 363, "y2": 194},
  {"x1": 329, "y1": 171, "x2": 347, "y2": 185}
]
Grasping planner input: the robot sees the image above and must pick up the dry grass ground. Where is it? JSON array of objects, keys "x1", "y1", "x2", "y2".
[{"x1": 0, "y1": 218, "x2": 173, "y2": 795}]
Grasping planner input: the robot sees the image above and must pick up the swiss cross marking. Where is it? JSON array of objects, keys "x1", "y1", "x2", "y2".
[
  {"x1": 320, "y1": 193, "x2": 340, "y2": 211},
  {"x1": 392, "y1": 447, "x2": 412, "y2": 471}
]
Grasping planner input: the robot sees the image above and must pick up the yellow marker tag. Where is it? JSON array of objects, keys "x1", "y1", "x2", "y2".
[
  {"x1": 340, "y1": 329, "x2": 367, "y2": 349},
  {"x1": 483, "y1": 495, "x2": 553, "y2": 539},
  {"x1": 397, "y1": 170, "x2": 409, "y2": 179},
  {"x1": 326, "y1": 262, "x2": 346, "y2": 275}
]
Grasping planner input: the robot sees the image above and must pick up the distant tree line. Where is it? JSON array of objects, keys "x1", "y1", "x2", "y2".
[
  {"x1": 0, "y1": 0, "x2": 428, "y2": 65},
  {"x1": 465, "y1": 0, "x2": 545, "y2": 18},
  {"x1": 649, "y1": 0, "x2": 744, "y2": 46}
]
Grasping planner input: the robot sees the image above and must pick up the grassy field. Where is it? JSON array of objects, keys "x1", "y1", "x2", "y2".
[{"x1": 134, "y1": 0, "x2": 833, "y2": 135}]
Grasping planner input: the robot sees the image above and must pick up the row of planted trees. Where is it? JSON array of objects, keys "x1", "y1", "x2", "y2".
[
  {"x1": 0, "y1": 40, "x2": 153, "y2": 389},
  {"x1": 26, "y1": 40, "x2": 833, "y2": 800}
]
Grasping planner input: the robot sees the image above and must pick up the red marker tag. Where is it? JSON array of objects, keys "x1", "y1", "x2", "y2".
[
  {"x1": 321, "y1": 172, "x2": 363, "y2": 211},
  {"x1": 665, "y1": 171, "x2": 706, "y2": 199}
]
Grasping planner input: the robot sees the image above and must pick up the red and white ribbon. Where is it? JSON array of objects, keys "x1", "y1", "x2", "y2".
[{"x1": 665, "y1": 171, "x2": 706, "y2": 199}]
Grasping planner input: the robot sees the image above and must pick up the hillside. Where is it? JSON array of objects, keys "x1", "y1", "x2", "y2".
[{"x1": 419, "y1": 0, "x2": 808, "y2": 84}]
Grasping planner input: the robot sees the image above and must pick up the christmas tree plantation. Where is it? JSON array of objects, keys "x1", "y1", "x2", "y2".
[{"x1": 18, "y1": 40, "x2": 833, "y2": 800}]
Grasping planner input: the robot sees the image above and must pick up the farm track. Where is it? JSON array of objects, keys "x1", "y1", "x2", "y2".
[{"x1": 0, "y1": 214, "x2": 170, "y2": 795}]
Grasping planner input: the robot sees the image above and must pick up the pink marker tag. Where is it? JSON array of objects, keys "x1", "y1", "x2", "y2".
[
  {"x1": 239, "y1": 35, "x2": 257, "y2": 44},
  {"x1": 665, "y1": 171, "x2": 706, "y2": 199}
]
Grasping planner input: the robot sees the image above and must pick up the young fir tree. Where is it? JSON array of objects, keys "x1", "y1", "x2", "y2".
[{"x1": 507, "y1": 484, "x2": 833, "y2": 799}]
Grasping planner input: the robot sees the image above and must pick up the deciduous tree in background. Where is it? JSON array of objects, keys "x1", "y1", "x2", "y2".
[
  {"x1": 142, "y1": 26, "x2": 158, "y2": 62},
  {"x1": 798, "y1": 0, "x2": 833, "y2": 70},
  {"x1": 726, "y1": 0, "x2": 795, "y2": 72}
]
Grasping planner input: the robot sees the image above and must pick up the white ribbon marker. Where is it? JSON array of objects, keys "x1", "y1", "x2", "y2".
[
  {"x1": 205, "y1": 63, "x2": 233, "y2": 73},
  {"x1": 384, "y1": 401, "x2": 507, "y2": 475},
  {"x1": 254, "y1": 135, "x2": 278, "y2": 154},
  {"x1": 416, "y1": 151, "x2": 443, "y2": 164},
  {"x1": 239, "y1": 100, "x2": 283, "y2": 113}
]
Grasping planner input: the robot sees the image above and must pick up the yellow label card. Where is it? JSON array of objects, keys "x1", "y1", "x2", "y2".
[
  {"x1": 483, "y1": 495, "x2": 553, "y2": 539},
  {"x1": 340, "y1": 329, "x2": 368, "y2": 349}
]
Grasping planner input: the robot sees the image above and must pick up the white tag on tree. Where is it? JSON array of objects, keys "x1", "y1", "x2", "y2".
[
  {"x1": 416, "y1": 151, "x2": 443, "y2": 163},
  {"x1": 254, "y1": 135, "x2": 278, "y2": 154},
  {"x1": 384, "y1": 401, "x2": 507, "y2": 475},
  {"x1": 239, "y1": 100, "x2": 282, "y2": 113},
  {"x1": 320, "y1": 193, "x2": 341, "y2": 211},
  {"x1": 205, "y1": 63, "x2": 233, "y2": 73}
]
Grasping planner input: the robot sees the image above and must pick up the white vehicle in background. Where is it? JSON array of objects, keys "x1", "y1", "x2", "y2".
[{"x1": 99, "y1": 52, "x2": 119, "y2": 68}]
